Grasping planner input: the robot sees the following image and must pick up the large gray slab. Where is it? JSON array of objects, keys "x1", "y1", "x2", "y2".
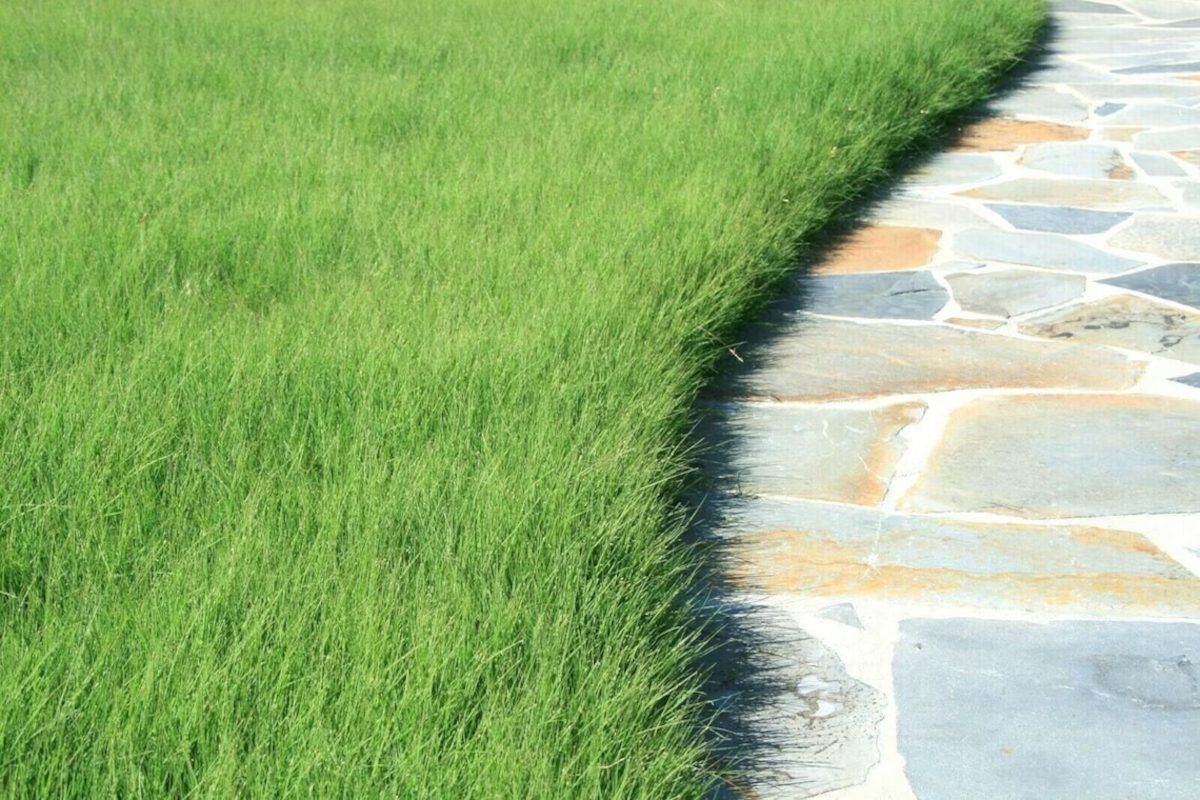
[
  {"x1": 986, "y1": 203, "x2": 1130, "y2": 234},
  {"x1": 802, "y1": 271, "x2": 948, "y2": 321},
  {"x1": 947, "y1": 269, "x2": 1086, "y2": 317},
  {"x1": 1109, "y1": 215, "x2": 1200, "y2": 261},
  {"x1": 1107, "y1": 102, "x2": 1200, "y2": 127},
  {"x1": 954, "y1": 228, "x2": 1144, "y2": 273},
  {"x1": 1131, "y1": 151, "x2": 1189, "y2": 177},
  {"x1": 910, "y1": 153, "x2": 1002, "y2": 186},
  {"x1": 1020, "y1": 142, "x2": 1131, "y2": 179},
  {"x1": 868, "y1": 198, "x2": 994, "y2": 232},
  {"x1": 901, "y1": 394, "x2": 1200, "y2": 517},
  {"x1": 727, "y1": 317, "x2": 1144, "y2": 402},
  {"x1": 1021, "y1": 294, "x2": 1200, "y2": 365},
  {"x1": 895, "y1": 619, "x2": 1200, "y2": 800},
  {"x1": 1134, "y1": 127, "x2": 1200, "y2": 151},
  {"x1": 960, "y1": 178, "x2": 1172, "y2": 210},
  {"x1": 1102, "y1": 262, "x2": 1200, "y2": 309},
  {"x1": 1173, "y1": 371, "x2": 1200, "y2": 388},
  {"x1": 989, "y1": 88, "x2": 1090, "y2": 123}
]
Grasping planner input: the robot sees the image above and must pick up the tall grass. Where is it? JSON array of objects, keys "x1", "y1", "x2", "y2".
[{"x1": 0, "y1": 0, "x2": 1043, "y2": 795}]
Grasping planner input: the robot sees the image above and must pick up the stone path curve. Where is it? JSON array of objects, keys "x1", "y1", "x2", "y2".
[{"x1": 704, "y1": 1, "x2": 1200, "y2": 797}]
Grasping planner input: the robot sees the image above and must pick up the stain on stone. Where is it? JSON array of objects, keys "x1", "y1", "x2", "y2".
[
  {"x1": 959, "y1": 178, "x2": 1171, "y2": 210},
  {"x1": 1020, "y1": 294, "x2": 1200, "y2": 364},
  {"x1": 1018, "y1": 143, "x2": 1133, "y2": 180},
  {"x1": 949, "y1": 118, "x2": 1089, "y2": 153},
  {"x1": 948, "y1": 269, "x2": 1087, "y2": 318},
  {"x1": 1101, "y1": 261, "x2": 1200, "y2": 309},
  {"x1": 814, "y1": 226, "x2": 941, "y2": 275}
]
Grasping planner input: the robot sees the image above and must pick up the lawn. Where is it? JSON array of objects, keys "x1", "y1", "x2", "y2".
[{"x1": 0, "y1": 0, "x2": 1043, "y2": 796}]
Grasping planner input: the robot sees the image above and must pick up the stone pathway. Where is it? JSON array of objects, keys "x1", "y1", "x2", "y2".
[{"x1": 703, "y1": 1, "x2": 1200, "y2": 797}]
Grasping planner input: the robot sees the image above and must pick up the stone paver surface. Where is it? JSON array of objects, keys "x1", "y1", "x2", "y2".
[{"x1": 702, "y1": 2, "x2": 1200, "y2": 797}]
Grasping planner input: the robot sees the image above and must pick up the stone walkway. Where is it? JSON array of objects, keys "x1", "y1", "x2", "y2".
[{"x1": 703, "y1": 1, "x2": 1200, "y2": 797}]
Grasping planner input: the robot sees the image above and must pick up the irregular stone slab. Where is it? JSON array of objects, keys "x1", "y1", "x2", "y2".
[
  {"x1": 1110, "y1": 215, "x2": 1200, "y2": 261},
  {"x1": 815, "y1": 603, "x2": 863, "y2": 629},
  {"x1": 948, "y1": 269, "x2": 1086, "y2": 317},
  {"x1": 1181, "y1": 182, "x2": 1200, "y2": 209},
  {"x1": 1102, "y1": 126, "x2": 1146, "y2": 142},
  {"x1": 944, "y1": 316, "x2": 1005, "y2": 330},
  {"x1": 814, "y1": 226, "x2": 941, "y2": 275},
  {"x1": 1101, "y1": 262, "x2": 1200, "y2": 309},
  {"x1": 704, "y1": 401, "x2": 923, "y2": 504},
  {"x1": 896, "y1": 620, "x2": 1200, "y2": 800},
  {"x1": 1025, "y1": 61, "x2": 1115, "y2": 85},
  {"x1": 1131, "y1": 151, "x2": 1189, "y2": 176},
  {"x1": 1094, "y1": 101, "x2": 1125, "y2": 116},
  {"x1": 1020, "y1": 142, "x2": 1133, "y2": 179},
  {"x1": 732, "y1": 318, "x2": 1144, "y2": 402},
  {"x1": 726, "y1": 499, "x2": 1200, "y2": 615},
  {"x1": 1122, "y1": 0, "x2": 1200, "y2": 20},
  {"x1": 949, "y1": 118, "x2": 1089, "y2": 153},
  {"x1": 1053, "y1": 0, "x2": 1128, "y2": 12},
  {"x1": 802, "y1": 271, "x2": 948, "y2": 321},
  {"x1": 909, "y1": 153, "x2": 1001, "y2": 186},
  {"x1": 954, "y1": 228, "x2": 1144, "y2": 273},
  {"x1": 1108, "y1": 102, "x2": 1200, "y2": 126},
  {"x1": 1134, "y1": 126, "x2": 1200, "y2": 150},
  {"x1": 1155, "y1": 18, "x2": 1200, "y2": 28},
  {"x1": 1175, "y1": 149, "x2": 1200, "y2": 166},
  {"x1": 867, "y1": 199, "x2": 992, "y2": 232},
  {"x1": 900, "y1": 394, "x2": 1200, "y2": 517},
  {"x1": 1116, "y1": 60, "x2": 1200, "y2": 75},
  {"x1": 959, "y1": 178, "x2": 1171, "y2": 210},
  {"x1": 1021, "y1": 294, "x2": 1200, "y2": 365},
  {"x1": 1173, "y1": 372, "x2": 1200, "y2": 388},
  {"x1": 986, "y1": 203, "x2": 1130, "y2": 234},
  {"x1": 990, "y1": 87, "x2": 1090, "y2": 123},
  {"x1": 1072, "y1": 82, "x2": 1200, "y2": 101}
]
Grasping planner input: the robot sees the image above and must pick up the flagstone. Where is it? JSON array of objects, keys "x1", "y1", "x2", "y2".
[
  {"x1": 949, "y1": 118, "x2": 1089, "y2": 153},
  {"x1": 954, "y1": 228, "x2": 1144, "y2": 273},
  {"x1": 959, "y1": 178, "x2": 1171, "y2": 210},
  {"x1": 986, "y1": 203, "x2": 1130, "y2": 234},
  {"x1": 1102, "y1": 126, "x2": 1146, "y2": 142},
  {"x1": 1107, "y1": 102, "x2": 1200, "y2": 126},
  {"x1": 1174, "y1": 150, "x2": 1200, "y2": 166},
  {"x1": 1101, "y1": 262, "x2": 1200, "y2": 309},
  {"x1": 726, "y1": 499, "x2": 1200, "y2": 615},
  {"x1": 1073, "y1": 82, "x2": 1200, "y2": 100},
  {"x1": 1133, "y1": 126, "x2": 1200, "y2": 150},
  {"x1": 815, "y1": 603, "x2": 863, "y2": 629},
  {"x1": 1052, "y1": 0, "x2": 1128, "y2": 13},
  {"x1": 729, "y1": 317, "x2": 1144, "y2": 402},
  {"x1": 1109, "y1": 215, "x2": 1200, "y2": 261},
  {"x1": 895, "y1": 620, "x2": 1200, "y2": 800},
  {"x1": 909, "y1": 153, "x2": 1001, "y2": 186},
  {"x1": 868, "y1": 199, "x2": 992, "y2": 231},
  {"x1": 1094, "y1": 102, "x2": 1125, "y2": 116},
  {"x1": 1019, "y1": 142, "x2": 1133, "y2": 179},
  {"x1": 1173, "y1": 372, "x2": 1200, "y2": 388},
  {"x1": 1020, "y1": 294, "x2": 1200, "y2": 365},
  {"x1": 948, "y1": 269, "x2": 1086, "y2": 317},
  {"x1": 1178, "y1": 182, "x2": 1200, "y2": 208},
  {"x1": 814, "y1": 226, "x2": 941, "y2": 275},
  {"x1": 703, "y1": 402, "x2": 923, "y2": 505},
  {"x1": 803, "y1": 271, "x2": 948, "y2": 321},
  {"x1": 1116, "y1": 61, "x2": 1200, "y2": 75},
  {"x1": 1131, "y1": 151, "x2": 1189, "y2": 176},
  {"x1": 989, "y1": 87, "x2": 1090, "y2": 123},
  {"x1": 944, "y1": 317, "x2": 1006, "y2": 330},
  {"x1": 900, "y1": 394, "x2": 1200, "y2": 517}
]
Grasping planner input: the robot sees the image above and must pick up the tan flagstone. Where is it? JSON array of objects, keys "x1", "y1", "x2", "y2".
[
  {"x1": 814, "y1": 226, "x2": 941, "y2": 275},
  {"x1": 948, "y1": 118, "x2": 1089, "y2": 153}
]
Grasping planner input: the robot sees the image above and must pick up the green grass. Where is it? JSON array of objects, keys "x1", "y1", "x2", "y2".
[{"x1": 0, "y1": 1, "x2": 1043, "y2": 795}]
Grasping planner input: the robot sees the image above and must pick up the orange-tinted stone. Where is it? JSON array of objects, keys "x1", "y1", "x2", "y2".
[
  {"x1": 958, "y1": 178, "x2": 1170, "y2": 210},
  {"x1": 945, "y1": 317, "x2": 1006, "y2": 330},
  {"x1": 949, "y1": 118, "x2": 1090, "y2": 153},
  {"x1": 1103, "y1": 127, "x2": 1147, "y2": 142},
  {"x1": 814, "y1": 226, "x2": 942, "y2": 275}
]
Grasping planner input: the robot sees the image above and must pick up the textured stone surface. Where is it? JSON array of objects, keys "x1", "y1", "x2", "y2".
[
  {"x1": 949, "y1": 118, "x2": 1089, "y2": 153},
  {"x1": 1108, "y1": 102, "x2": 1200, "y2": 126},
  {"x1": 989, "y1": 87, "x2": 1090, "y2": 122},
  {"x1": 802, "y1": 271, "x2": 948, "y2": 320},
  {"x1": 1019, "y1": 142, "x2": 1133, "y2": 179},
  {"x1": 954, "y1": 228, "x2": 1144, "y2": 273},
  {"x1": 727, "y1": 499, "x2": 1200, "y2": 614},
  {"x1": 731, "y1": 317, "x2": 1144, "y2": 402},
  {"x1": 1173, "y1": 371, "x2": 1200, "y2": 388},
  {"x1": 910, "y1": 153, "x2": 1001, "y2": 186},
  {"x1": 1134, "y1": 127, "x2": 1200, "y2": 150},
  {"x1": 948, "y1": 269, "x2": 1086, "y2": 317},
  {"x1": 901, "y1": 394, "x2": 1200, "y2": 517},
  {"x1": 895, "y1": 619, "x2": 1200, "y2": 800},
  {"x1": 1102, "y1": 126, "x2": 1146, "y2": 142},
  {"x1": 945, "y1": 316, "x2": 1006, "y2": 330},
  {"x1": 1131, "y1": 151, "x2": 1189, "y2": 176},
  {"x1": 705, "y1": 402, "x2": 923, "y2": 505},
  {"x1": 868, "y1": 199, "x2": 992, "y2": 231},
  {"x1": 959, "y1": 178, "x2": 1171, "y2": 210},
  {"x1": 1021, "y1": 294, "x2": 1200, "y2": 365},
  {"x1": 1102, "y1": 262, "x2": 1200, "y2": 308},
  {"x1": 814, "y1": 226, "x2": 941, "y2": 275},
  {"x1": 1109, "y1": 215, "x2": 1200, "y2": 261},
  {"x1": 986, "y1": 203, "x2": 1130, "y2": 234}
]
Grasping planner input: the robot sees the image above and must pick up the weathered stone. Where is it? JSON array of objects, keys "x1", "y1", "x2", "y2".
[
  {"x1": 949, "y1": 118, "x2": 1089, "y2": 153},
  {"x1": 1108, "y1": 102, "x2": 1200, "y2": 126},
  {"x1": 1134, "y1": 126, "x2": 1200, "y2": 150},
  {"x1": 945, "y1": 316, "x2": 1006, "y2": 330},
  {"x1": 1102, "y1": 126, "x2": 1146, "y2": 142},
  {"x1": 1131, "y1": 151, "x2": 1189, "y2": 176},
  {"x1": 1172, "y1": 371, "x2": 1200, "y2": 388},
  {"x1": 1021, "y1": 294, "x2": 1200, "y2": 365},
  {"x1": 900, "y1": 394, "x2": 1200, "y2": 517},
  {"x1": 1101, "y1": 262, "x2": 1200, "y2": 309},
  {"x1": 948, "y1": 269, "x2": 1086, "y2": 317},
  {"x1": 1020, "y1": 142, "x2": 1133, "y2": 179},
  {"x1": 1024, "y1": 62, "x2": 1113, "y2": 85},
  {"x1": 814, "y1": 226, "x2": 941, "y2": 275},
  {"x1": 989, "y1": 87, "x2": 1090, "y2": 122},
  {"x1": 954, "y1": 228, "x2": 1144, "y2": 273},
  {"x1": 731, "y1": 317, "x2": 1144, "y2": 402},
  {"x1": 895, "y1": 619, "x2": 1200, "y2": 800},
  {"x1": 959, "y1": 178, "x2": 1171, "y2": 210},
  {"x1": 802, "y1": 271, "x2": 948, "y2": 321},
  {"x1": 986, "y1": 203, "x2": 1130, "y2": 234},
  {"x1": 1175, "y1": 150, "x2": 1200, "y2": 166},
  {"x1": 815, "y1": 603, "x2": 863, "y2": 629},
  {"x1": 726, "y1": 499, "x2": 1200, "y2": 615},
  {"x1": 1073, "y1": 82, "x2": 1200, "y2": 101},
  {"x1": 1094, "y1": 101, "x2": 1125, "y2": 116},
  {"x1": 703, "y1": 401, "x2": 923, "y2": 505},
  {"x1": 909, "y1": 153, "x2": 1001, "y2": 186},
  {"x1": 1116, "y1": 60, "x2": 1200, "y2": 75},
  {"x1": 1110, "y1": 215, "x2": 1200, "y2": 260},
  {"x1": 867, "y1": 199, "x2": 992, "y2": 232}
]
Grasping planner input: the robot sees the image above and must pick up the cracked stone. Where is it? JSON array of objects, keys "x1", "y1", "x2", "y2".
[
  {"x1": 1101, "y1": 262, "x2": 1200, "y2": 310},
  {"x1": 802, "y1": 271, "x2": 948, "y2": 320},
  {"x1": 948, "y1": 269, "x2": 1086, "y2": 317},
  {"x1": 954, "y1": 228, "x2": 1144, "y2": 273},
  {"x1": 949, "y1": 118, "x2": 1089, "y2": 153},
  {"x1": 814, "y1": 226, "x2": 941, "y2": 275},
  {"x1": 959, "y1": 178, "x2": 1171, "y2": 210},
  {"x1": 1020, "y1": 294, "x2": 1200, "y2": 365},
  {"x1": 1019, "y1": 143, "x2": 1134, "y2": 179},
  {"x1": 900, "y1": 393, "x2": 1200, "y2": 517},
  {"x1": 986, "y1": 203, "x2": 1130, "y2": 234},
  {"x1": 727, "y1": 317, "x2": 1144, "y2": 402},
  {"x1": 1109, "y1": 215, "x2": 1200, "y2": 260}
]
